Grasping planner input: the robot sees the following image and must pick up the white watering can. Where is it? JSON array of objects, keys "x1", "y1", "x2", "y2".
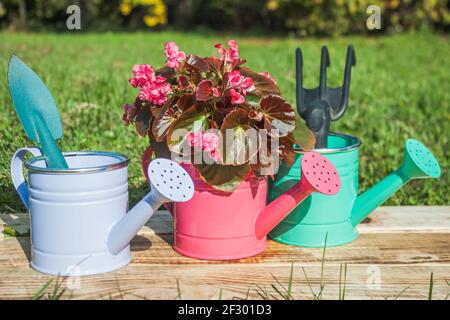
[{"x1": 11, "y1": 147, "x2": 194, "y2": 276}]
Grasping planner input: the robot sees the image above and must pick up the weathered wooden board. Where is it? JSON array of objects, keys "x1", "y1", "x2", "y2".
[{"x1": 0, "y1": 206, "x2": 449, "y2": 300}]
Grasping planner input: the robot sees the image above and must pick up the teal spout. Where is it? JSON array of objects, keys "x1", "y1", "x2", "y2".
[{"x1": 351, "y1": 139, "x2": 441, "y2": 226}]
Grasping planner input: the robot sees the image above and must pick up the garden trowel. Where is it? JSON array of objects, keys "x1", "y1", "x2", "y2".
[{"x1": 8, "y1": 55, "x2": 68, "y2": 168}]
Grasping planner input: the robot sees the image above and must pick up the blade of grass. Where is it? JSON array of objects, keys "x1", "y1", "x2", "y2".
[
  {"x1": 428, "y1": 272, "x2": 434, "y2": 300},
  {"x1": 176, "y1": 279, "x2": 182, "y2": 300},
  {"x1": 31, "y1": 279, "x2": 53, "y2": 300},
  {"x1": 301, "y1": 266, "x2": 318, "y2": 300},
  {"x1": 317, "y1": 233, "x2": 328, "y2": 300},
  {"x1": 287, "y1": 262, "x2": 294, "y2": 300},
  {"x1": 392, "y1": 286, "x2": 411, "y2": 300},
  {"x1": 339, "y1": 262, "x2": 348, "y2": 300}
]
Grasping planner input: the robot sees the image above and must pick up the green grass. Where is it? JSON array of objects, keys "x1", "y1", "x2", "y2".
[{"x1": 0, "y1": 31, "x2": 448, "y2": 211}]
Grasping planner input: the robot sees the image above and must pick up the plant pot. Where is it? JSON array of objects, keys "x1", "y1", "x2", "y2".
[
  {"x1": 172, "y1": 163, "x2": 268, "y2": 260},
  {"x1": 142, "y1": 157, "x2": 268, "y2": 260}
]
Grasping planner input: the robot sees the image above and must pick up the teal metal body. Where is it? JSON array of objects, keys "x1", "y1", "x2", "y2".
[{"x1": 268, "y1": 133, "x2": 441, "y2": 247}]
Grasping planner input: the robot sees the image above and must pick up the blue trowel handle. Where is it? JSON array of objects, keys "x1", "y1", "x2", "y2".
[{"x1": 35, "y1": 120, "x2": 68, "y2": 168}]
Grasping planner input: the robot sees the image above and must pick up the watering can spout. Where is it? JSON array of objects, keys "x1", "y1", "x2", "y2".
[
  {"x1": 255, "y1": 153, "x2": 341, "y2": 240},
  {"x1": 351, "y1": 139, "x2": 440, "y2": 226},
  {"x1": 106, "y1": 158, "x2": 194, "y2": 256}
]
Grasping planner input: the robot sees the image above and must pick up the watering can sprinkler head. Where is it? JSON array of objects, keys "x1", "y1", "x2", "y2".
[
  {"x1": 106, "y1": 158, "x2": 194, "y2": 256},
  {"x1": 400, "y1": 139, "x2": 441, "y2": 180},
  {"x1": 254, "y1": 152, "x2": 341, "y2": 240},
  {"x1": 351, "y1": 139, "x2": 441, "y2": 226},
  {"x1": 296, "y1": 45, "x2": 356, "y2": 149}
]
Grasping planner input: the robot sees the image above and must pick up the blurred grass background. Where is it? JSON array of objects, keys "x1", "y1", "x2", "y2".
[{"x1": 0, "y1": 31, "x2": 448, "y2": 211}]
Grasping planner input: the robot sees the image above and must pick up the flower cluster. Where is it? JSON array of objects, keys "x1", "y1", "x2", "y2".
[
  {"x1": 227, "y1": 70, "x2": 253, "y2": 105},
  {"x1": 129, "y1": 64, "x2": 172, "y2": 106},
  {"x1": 164, "y1": 41, "x2": 186, "y2": 69},
  {"x1": 186, "y1": 131, "x2": 220, "y2": 161},
  {"x1": 215, "y1": 40, "x2": 240, "y2": 65}
]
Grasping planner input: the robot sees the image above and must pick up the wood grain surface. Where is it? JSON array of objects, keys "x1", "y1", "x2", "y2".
[{"x1": 0, "y1": 206, "x2": 449, "y2": 300}]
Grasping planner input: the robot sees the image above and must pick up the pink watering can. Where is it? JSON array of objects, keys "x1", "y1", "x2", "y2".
[{"x1": 143, "y1": 152, "x2": 341, "y2": 260}]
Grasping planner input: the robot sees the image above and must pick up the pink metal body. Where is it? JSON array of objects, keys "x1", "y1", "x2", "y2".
[{"x1": 142, "y1": 151, "x2": 341, "y2": 260}]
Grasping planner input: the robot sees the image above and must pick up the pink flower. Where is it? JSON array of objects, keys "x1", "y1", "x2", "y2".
[
  {"x1": 164, "y1": 42, "x2": 186, "y2": 69},
  {"x1": 186, "y1": 132, "x2": 200, "y2": 148},
  {"x1": 129, "y1": 64, "x2": 155, "y2": 88},
  {"x1": 228, "y1": 70, "x2": 243, "y2": 87},
  {"x1": 201, "y1": 132, "x2": 219, "y2": 152},
  {"x1": 212, "y1": 87, "x2": 220, "y2": 97},
  {"x1": 229, "y1": 89, "x2": 245, "y2": 105},
  {"x1": 121, "y1": 103, "x2": 136, "y2": 126},
  {"x1": 139, "y1": 78, "x2": 172, "y2": 106},
  {"x1": 259, "y1": 72, "x2": 277, "y2": 85},
  {"x1": 215, "y1": 39, "x2": 241, "y2": 65},
  {"x1": 240, "y1": 77, "x2": 253, "y2": 93},
  {"x1": 214, "y1": 43, "x2": 227, "y2": 59},
  {"x1": 208, "y1": 148, "x2": 221, "y2": 162},
  {"x1": 186, "y1": 131, "x2": 221, "y2": 162},
  {"x1": 227, "y1": 40, "x2": 239, "y2": 62},
  {"x1": 227, "y1": 70, "x2": 253, "y2": 95}
]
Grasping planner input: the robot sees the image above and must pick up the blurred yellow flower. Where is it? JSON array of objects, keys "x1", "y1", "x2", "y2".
[
  {"x1": 120, "y1": 0, "x2": 167, "y2": 27},
  {"x1": 144, "y1": 16, "x2": 159, "y2": 27},
  {"x1": 266, "y1": 0, "x2": 279, "y2": 11},
  {"x1": 120, "y1": 3, "x2": 132, "y2": 16}
]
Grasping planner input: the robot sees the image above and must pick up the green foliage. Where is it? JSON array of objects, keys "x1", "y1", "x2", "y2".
[{"x1": 0, "y1": 31, "x2": 448, "y2": 212}]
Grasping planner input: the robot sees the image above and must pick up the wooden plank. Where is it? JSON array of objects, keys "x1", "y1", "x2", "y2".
[
  {"x1": 358, "y1": 206, "x2": 450, "y2": 233},
  {"x1": 0, "y1": 264, "x2": 448, "y2": 300},
  {"x1": 2, "y1": 206, "x2": 450, "y2": 239},
  {"x1": 0, "y1": 206, "x2": 449, "y2": 300}
]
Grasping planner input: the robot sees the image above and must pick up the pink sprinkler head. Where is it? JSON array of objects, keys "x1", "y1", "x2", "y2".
[
  {"x1": 254, "y1": 152, "x2": 341, "y2": 240},
  {"x1": 299, "y1": 152, "x2": 341, "y2": 195}
]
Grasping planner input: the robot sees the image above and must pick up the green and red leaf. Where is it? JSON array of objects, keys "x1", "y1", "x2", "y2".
[
  {"x1": 177, "y1": 93, "x2": 194, "y2": 111},
  {"x1": 239, "y1": 67, "x2": 280, "y2": 97},
  {"x1": 196, "y1": 80, "x2": 214, "y2": 101},
  {"x1": 220, "y1": 109, "x2": 259, "y2": 165},
  {"x1": 185, "y1": 55, "x2": 210, "y2": 73},
  {"x1": 259, "y1": 95, "x2": 296, "y2": 137},
  {"x1": 155, "y1": 66, "x2": 175, "y2": 78},
  {"x1": 204, "y1": 56, "x2": 223, "y2": 74},
  {"x1": 135, "y1": 106, "x2": 152, "y2": 137},
  {"x1": 167, "y1": 104, "x2": 209, "y2": 155},
  {"x1": 293, "y1": 119, "x2": 316, "y2": 151},
  {"x1": 151, "y1": 106, "x2": 178, "y2": 142},
  {"x1": 195, "y1": 162, "x2": 250, "y2": 193},
  {"x1": 178, "y1": 75, "x2": 191, "y2": 89}
]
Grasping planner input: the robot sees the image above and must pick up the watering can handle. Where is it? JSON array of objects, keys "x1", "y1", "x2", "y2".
[{"x1": 10, "y1": 146, "x2": 43, "y2": 209}]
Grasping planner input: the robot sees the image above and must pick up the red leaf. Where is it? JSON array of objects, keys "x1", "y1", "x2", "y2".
[
  {"x1": 196, "y1": 80, "x2": 213, "y2": 101},
  {"x1": 185, "y1": 55, "x2": 209, "y2": 72},
  {"x1": 151, "y1": 106, "x2": 178, "y2": 142},
  {"x1": 204, "y1": 56, "x2": 223, "y2": 74},
  {"x1": 178, "y1": 75, "x2": 190, "y2": 89},
  {"x1": 135, "y1": 107, "x2": 152, "y2": 137},
  {"x1": 177, "y1": 93, "x2": 194, "y2": 111},
  {"x1": 141, "y1": 144, "x2": 153, "y2": 182},
  {"x1": 259, "y1": 95, "x2": 296, "y2": 137},
  {"x1": 155, "y1": 66, "x2": 175, "y2": 78},
  {"x1": 239, "y1": 67, "x2": 280, "y2": 97}
]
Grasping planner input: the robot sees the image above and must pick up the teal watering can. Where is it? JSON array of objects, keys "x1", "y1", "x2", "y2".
[{"x1": 268, "y1": 133, "x2": 441, "y2": 247}]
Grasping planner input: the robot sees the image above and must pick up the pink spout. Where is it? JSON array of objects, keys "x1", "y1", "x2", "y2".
[{"x1": 254, "y1": 152, "x2": 341, "y2": 240}]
